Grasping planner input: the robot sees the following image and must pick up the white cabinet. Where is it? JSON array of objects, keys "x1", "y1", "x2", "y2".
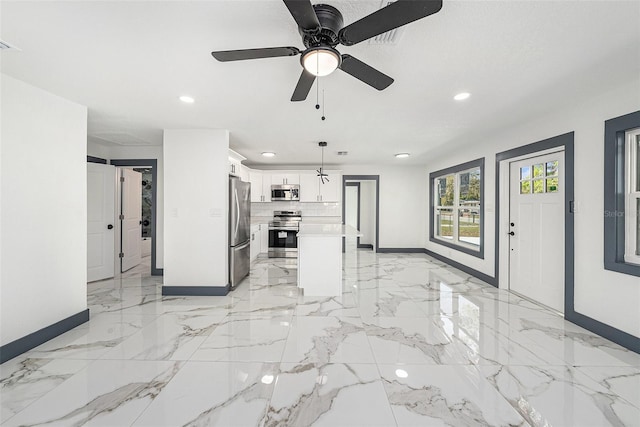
[
  {"x1": 271, "y1": 173, "x2": 299, "y2": 185},
  {"x1": 299, "y1": 172, "x2": 341, "y2": 202},
  {"x1": 260, "y1": 224, "x2": 269, "y2": 254},
  {"x1": 249, "y1": 171, "x2": 271, "y2": 202},
  {"x1": 229, "y1": 149, "x2": 249, "y2": 181},
  {"x1": 250, "y1": 224, "x2": 260, "y2": 262}
]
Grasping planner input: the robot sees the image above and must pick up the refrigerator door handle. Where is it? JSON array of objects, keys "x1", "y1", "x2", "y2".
[
  {"x1": 234, "y1": 187, "x2": 240, "y2": 238},
  {"x1": 234, "y1": 240, "x2": 250, "y2": 251}
]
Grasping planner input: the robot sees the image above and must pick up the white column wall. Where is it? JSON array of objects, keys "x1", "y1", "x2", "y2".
[
  {"x1": 342, "y1": 165, "x2": 427, "y2": 249},
  {"x1": 425, "y1": 77, "x2": 640, "y2": 338},
  {"x1": 1, "y1": 74, "x2": 87, "y2": 345},
  {"x1": 108, "y1": 145, "x2": 164, "y2": 269},
  {"x1": 163, "y1": 129, "x2": 229, "y2": 288}
]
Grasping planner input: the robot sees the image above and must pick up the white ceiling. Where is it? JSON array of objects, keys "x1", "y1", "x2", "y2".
[{"x1": 2, "y1": 1, "x2": 639, "y2": 166}]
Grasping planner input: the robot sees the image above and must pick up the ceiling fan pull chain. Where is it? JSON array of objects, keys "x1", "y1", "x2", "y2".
[
  {"x1": 315, "y1": 72, "x2": 320, "y2": 110},
  {"x1": 321, "y1": 89, "x2": 326, "y2": 121}
]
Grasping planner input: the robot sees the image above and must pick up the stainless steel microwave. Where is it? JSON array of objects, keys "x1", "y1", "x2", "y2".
[{"x1": 271, "y1": 184, "x2": 299, "y2": 201}]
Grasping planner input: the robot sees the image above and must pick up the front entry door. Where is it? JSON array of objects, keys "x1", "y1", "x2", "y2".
[
  {"x1": 120, "y1": 168, "x2": 142, "y2": 272},
  {"x1": 87, "y1": 163, "x2": 116, "y2": 282},
  {"x1": 509, "y1": 151, "x2": 565, "y2": 313}
]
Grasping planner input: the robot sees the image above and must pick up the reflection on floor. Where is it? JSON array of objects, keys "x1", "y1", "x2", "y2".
[{"x1": 1, "y1": 248, "x2": 639, "y2": 426}]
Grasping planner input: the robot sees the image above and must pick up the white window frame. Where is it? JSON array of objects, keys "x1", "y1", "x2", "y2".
[
  {"x1": 433, "y1": 167, "x2": 481, "y2": 252},
  {"x1": 624, "y1": 128, "x2": 640, "y2": 265}
]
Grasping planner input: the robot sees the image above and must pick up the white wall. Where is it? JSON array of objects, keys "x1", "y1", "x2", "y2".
[
  {"x1": 1, "y1": 74, "x2": 87, "y2": 345},
  {"x1": 426, "y1": 77, "x2": 640, "y2": 338},
  {"x1": 108, "y1": 145, "x2": 164, "y2": 270},
  {"x1": 342, "y1": 165, "x2": 427, "y2": 249},
  {"x1": 87, "y1": 137, "x2": 111, "y2": 160},
  {"x1": 163, "y1": 129, "x2": 229, "y2": 288},
  {"x1": 359, "y1": 180, "x2": 376, "y2": 247}
]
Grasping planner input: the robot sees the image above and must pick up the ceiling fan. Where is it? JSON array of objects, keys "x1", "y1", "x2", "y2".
[{"x1": 211, "y1": 0, "x2": 443, "y2": 102}]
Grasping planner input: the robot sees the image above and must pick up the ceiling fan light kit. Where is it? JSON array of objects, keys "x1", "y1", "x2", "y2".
[
  {"x1": 211, "y1": 0, "x2": 443, "y2": 102},
  {"x1": 301, "y1": 47, "x2": 341, "y2": 77}
]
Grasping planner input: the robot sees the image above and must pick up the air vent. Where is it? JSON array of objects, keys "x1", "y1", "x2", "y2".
[
  {"x1": 368, "y1": 1, "x2": 405, "y2": 45},
  {"x1": 337, "y1": 151, "x2": 348, "y2": 156},
  {"x1": 0, "y1": 40, "x2": 20, "y2": 51}
]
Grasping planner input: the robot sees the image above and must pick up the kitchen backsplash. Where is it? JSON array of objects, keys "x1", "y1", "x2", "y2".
[{"x1": 251, "y1": 201, "x2": 340, "y2": 217}]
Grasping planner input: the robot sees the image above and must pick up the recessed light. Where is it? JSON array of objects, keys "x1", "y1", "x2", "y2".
[
  {"x1": 454, "y1": 92, "x2": 470, "y2": 101},
  {"x1": 179, "y1": 96, "x2": 194, "y2": 103},
  {"x1": 262, "y1": 152, "x2": 276, "y2": 157},
  {"x1": 395, "y1": 153, "x2": 410, "y2": 158}
]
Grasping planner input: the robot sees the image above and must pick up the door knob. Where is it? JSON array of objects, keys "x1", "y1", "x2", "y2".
[
  {"x1": 107, "y1": 224, "x2": 114, "y2": 230},
  {"x1": 509, "y1": 231, "x2": 515, "y2": 236}
]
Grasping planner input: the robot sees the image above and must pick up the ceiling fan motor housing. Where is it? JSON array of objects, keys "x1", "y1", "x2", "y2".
[{"x1": 299, "y1": 4, "x2": 344, "y2": 48}]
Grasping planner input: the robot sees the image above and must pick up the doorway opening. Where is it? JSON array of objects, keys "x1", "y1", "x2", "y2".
[
  {"x1": 110, "y1": 159, "x2": 161, "y2": 276},
  {"x1": 342, "y1": 175, "x2": 379, "y2": 252}
]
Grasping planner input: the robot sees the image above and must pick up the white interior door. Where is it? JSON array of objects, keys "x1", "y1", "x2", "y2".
[
  {"x1": 509, "y1": 151, "x2": 565, "y2": 312},
  {"x1": 120, "y1": 168, "x2": 142, "y2": 272},
  {"x1": 87, "y1": 163, "x2": 116, "y2": 282}
]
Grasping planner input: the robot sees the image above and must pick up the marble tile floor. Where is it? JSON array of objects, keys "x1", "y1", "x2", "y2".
[{"x1": 2, "y1": 249, "x2": 639, "y2": 426}]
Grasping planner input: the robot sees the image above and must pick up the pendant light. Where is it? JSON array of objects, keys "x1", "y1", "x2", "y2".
[{"x1": 317, "y1": 141, "x2": 329, "y2": 184}]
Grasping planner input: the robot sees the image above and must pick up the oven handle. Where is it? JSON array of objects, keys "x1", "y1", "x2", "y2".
[{"x1": 269, "y1": 227, "x2": 299, "y2": 231}]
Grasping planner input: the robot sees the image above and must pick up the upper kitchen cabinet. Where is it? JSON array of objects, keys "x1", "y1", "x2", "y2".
[
  {"x1": 270, "y1": 173, "x2": 299, "y2": 185},
  {"x1": 229, "y1": 149, "x2": 249, "y2": 181},
  {"x1": 249, "y1": 171, "x2": 271, "y2": 203},
  {"x1": 299, "y1": 172, "x2": 341, "y2": 202}
]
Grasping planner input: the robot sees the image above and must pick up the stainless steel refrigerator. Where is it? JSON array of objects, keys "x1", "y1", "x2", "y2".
[{"x1": 229, "y1": 177, "x2": 251, "y2": 289}]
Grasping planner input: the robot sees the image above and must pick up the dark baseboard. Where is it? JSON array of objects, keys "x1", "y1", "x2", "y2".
[
  {"x1": 566, "y1": 310, "x2": 640, "y2": 354},
  {"x1": 152, "y1": 267, "x2": 164, "y2": 276},
  {"x1": 424, "y1": 249, "x2": 497, "y2": 287},
  {"x1": 1, "y1": 309, "x2": 90, "y2": 364},
  {"x1": 162, "y1": 285, "x2": 229, "y2": 296},
  {"x1": 377, "y1": 248, "x2": 425, "y2": 253},
  {"x1": 357, "y1": 243, "x2": 374, "y2": 249}
]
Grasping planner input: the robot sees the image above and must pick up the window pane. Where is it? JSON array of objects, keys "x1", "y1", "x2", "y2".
[
  {"x1": 546, "y1": 177, "x2": 559, "y2": 192},
  {"x1": 546, "y1": 160, "x2": 558, "y2": 176},
  {"x1": 459, "y1": 167, "x2": 480, "y2": 203},
  {"x1": 458, "y1": 205, "x2": 480, "y2": 246},
  {"x1": 533, "y1": 179, "x2": 544, "y2": 193},
  {"x1": 636, "y1": 135, "x2": 639, "y2": 192},
  {"x1": 520, "y1": 181, "x2": 531, "y2": 194},
  {"x1": 520, "y1": 166, "x2": 531, "y2": 180},
  {"x1": 436, "y1": 208, "x2": 454, "y2": 240},
  {"x1": 437, "y1": 175, "x2": 455, "y2": 206},
  {"x1": 637, "y1": 198, "x2": 640, "y2": 256},
  {"x1": 533, "y1": 163, "x2": 544, "y2": 178}
]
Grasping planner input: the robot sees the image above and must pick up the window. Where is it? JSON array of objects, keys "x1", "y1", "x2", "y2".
[
  {"x1": 604, "y1": 110, "x2": 640, "y2": 277},
  {"x1": 518, "y1": 161, "x2": 559, "y2": 195},
  {"x1": 430, "y1": 158, "x2": 484, "y2": 258},
  {"x1": 625, "y1": 128, "x2": 640, "y2": 265}
]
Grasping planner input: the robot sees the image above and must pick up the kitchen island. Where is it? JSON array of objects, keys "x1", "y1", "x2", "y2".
[{"x1": 297, "y1": 223, "x2": 361, "y2": 296}]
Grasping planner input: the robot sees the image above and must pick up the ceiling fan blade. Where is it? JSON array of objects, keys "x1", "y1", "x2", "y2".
[
  {"x1": 291, "y1": 69, "x2": 316, "y2": 102},
  {"x1": 339, "y1": 55, "x2": 394, "y2": 90},
  {"x1": 283, "y1": 0, "x2": 320, "y2": 32},
  {"x1": 338, "y1": 0, "x2": 443, "y2": 46},
  {"x1": 211, "y1": 47, "x2": 300, "y2": 62}
]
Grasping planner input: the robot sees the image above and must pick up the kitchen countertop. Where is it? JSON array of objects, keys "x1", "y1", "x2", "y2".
[{"x1": 297, "y1": 223, "x2": 361, "y2": 238}]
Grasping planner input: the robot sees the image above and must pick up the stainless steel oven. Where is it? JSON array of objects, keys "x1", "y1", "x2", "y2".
[
  {"x1": 268, "y1": 211, "x2": 301, "y2": 258},
  {"x1": 271, "y1": 184, "x2": 300, "y2": 201}
]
